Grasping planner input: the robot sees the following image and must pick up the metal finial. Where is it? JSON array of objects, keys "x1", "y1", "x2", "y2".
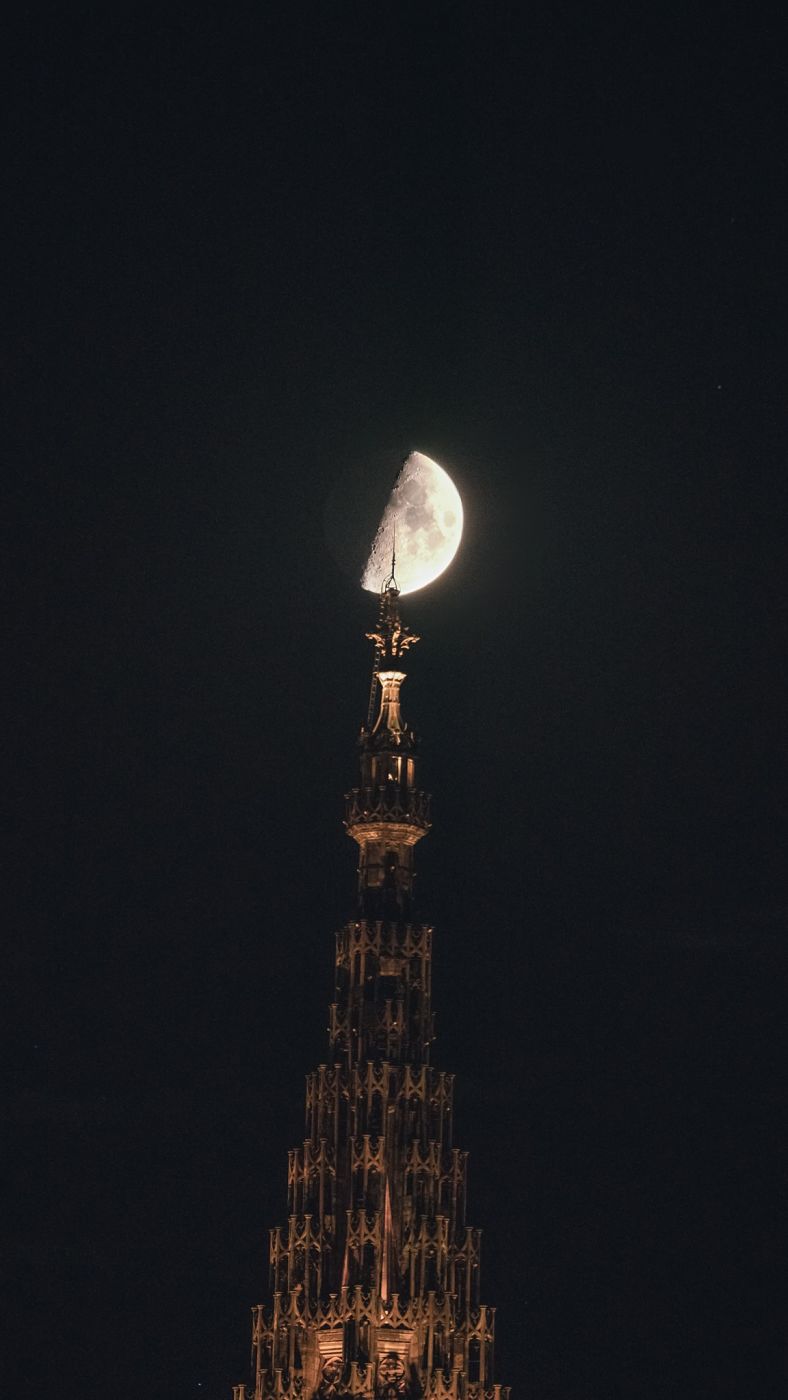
[{"x1": 383, "y1": 523, "x2": 397, "y2": 593}]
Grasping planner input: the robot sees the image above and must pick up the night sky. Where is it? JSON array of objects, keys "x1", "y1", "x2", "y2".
[{"x1": 5, "y1": 7, "x2": 786, "y2": 1400}]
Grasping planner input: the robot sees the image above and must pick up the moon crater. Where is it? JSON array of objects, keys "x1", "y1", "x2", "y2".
[{"x1": 361, "y1": 451, "x2": 464, "y2": 595}]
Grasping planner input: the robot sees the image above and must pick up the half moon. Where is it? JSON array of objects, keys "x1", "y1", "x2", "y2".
[{"x1": 361, "y1": 451, "x2": 464, "y2": 595}]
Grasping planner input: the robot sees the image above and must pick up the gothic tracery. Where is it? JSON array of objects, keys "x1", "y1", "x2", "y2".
[{"x1": 233, "y1": 588, "x2": 508, "y2": 1400}]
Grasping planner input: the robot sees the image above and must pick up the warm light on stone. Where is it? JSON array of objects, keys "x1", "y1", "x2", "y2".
[{"x1": 231, "y1": 585, "x2": 508, "y2": 1400}]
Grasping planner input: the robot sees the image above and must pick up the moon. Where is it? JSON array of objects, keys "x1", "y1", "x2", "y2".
[{"x1": 361, "y1": 451, "x2": 464, "y2": 595}]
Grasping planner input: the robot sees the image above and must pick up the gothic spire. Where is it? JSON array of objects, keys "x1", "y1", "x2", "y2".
[
  {"x1": 232, "y1": 584, "x2": 509, "y2": 1400},
  {"x1": 346, "y1": 588, "x2": 430, "y2": 920}
]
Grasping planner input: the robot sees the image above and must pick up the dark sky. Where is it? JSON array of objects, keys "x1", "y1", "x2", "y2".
[{"x1": 5, "y1": 7, "x2": 786, "y2": 1400}]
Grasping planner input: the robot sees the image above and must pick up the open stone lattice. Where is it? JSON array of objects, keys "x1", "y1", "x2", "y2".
[{"x1": 232, "y1": 587, "x2": 509, "y2": 1400}]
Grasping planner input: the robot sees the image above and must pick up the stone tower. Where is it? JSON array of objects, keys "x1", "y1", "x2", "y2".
[{"x1": 233, "y1": 585, "x2": 509, "y2": 1400}]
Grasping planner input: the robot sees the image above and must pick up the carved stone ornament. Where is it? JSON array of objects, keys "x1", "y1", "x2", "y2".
[
  {"x1": 232, "y1": 595, "x2": 510, "y2": 1400},
  {"x1": 316, "y1": 1355, "x2": 344, "y2": 1400},
  {"x1": 376, "y1": 1353, "x2": 408, "y2": 1400}
]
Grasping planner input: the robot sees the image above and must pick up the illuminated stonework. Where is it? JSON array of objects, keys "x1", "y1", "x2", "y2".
[{"x1": 232, "y1": 586, "x2": 509, "y2": 1400}]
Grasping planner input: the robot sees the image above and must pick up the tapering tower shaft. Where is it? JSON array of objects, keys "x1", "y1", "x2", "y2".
[
  {"x1": 345, "y1": 587, "x2": 431, "y2": 921},
  {"x1": 235, "y1": 585, "x2": 509, "y2": 1400}
]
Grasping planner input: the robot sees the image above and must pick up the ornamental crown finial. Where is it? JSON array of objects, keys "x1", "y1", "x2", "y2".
[{"x1": 365, "y1": 585, "x2": 420, "y2": 666}]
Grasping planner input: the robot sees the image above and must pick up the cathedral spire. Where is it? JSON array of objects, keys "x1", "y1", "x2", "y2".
[
  {"x1": 232, "y1": 580, "x2": 509, "y2": 1400},
  {"x1": 346, "y1": 588, "x2": 430, "y2": 920}
]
